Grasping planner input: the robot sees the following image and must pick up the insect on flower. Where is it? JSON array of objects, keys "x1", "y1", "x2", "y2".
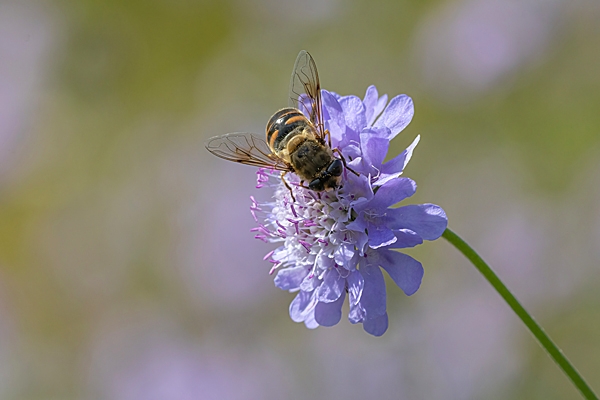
[
  {"x1": 206, "y1": 51, "x2": 448, "y2": 336},
  {"x1": 205, "y1": 51, "x2": 356, "y2": 198}
]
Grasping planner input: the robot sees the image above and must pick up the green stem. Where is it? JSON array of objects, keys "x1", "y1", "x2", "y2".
[{"x1": 442, "y1": 227, "x2": 598, "y2": 400}]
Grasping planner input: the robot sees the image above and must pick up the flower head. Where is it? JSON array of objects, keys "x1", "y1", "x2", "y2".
[{"x1": 251, "y1": 86, "x2": 447, "y2": 336}]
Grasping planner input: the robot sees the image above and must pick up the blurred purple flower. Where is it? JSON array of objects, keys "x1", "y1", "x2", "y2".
[{"x1": 252, "y1": 86, "x2": 447, "y2": 336}]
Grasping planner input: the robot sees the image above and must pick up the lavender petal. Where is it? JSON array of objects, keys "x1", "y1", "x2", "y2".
[
  {"x1": 274, "y1": 266, "x2": 309, "y2": 291},
  {"x1": 359, "y1": 264, "x2": 387, "y2": 318},
  {"x1": 314, "y1": 291, "x2": 346, "y2": 327},
  {"x1": 388, "y1": 229, "x2": 424, "y2": 249},
  {"x1": 367, "y1": 225, "x2": 397, "y2": 249},
  {"x1": 373, "y1": 94, "x2": 414, "y2": 138},
  {"x1": 368, "y1": 177, "x2": 417, "y2": 210},
  {"x1": 289, "y1": 290, "x2": 318, "y2": 323},
  {"x1": 363, "y1": 312, "x2": 389, "y2": 336},
  {"x1": 317, "y1": 268, "x2": 345, "y2": 303},
  {"x1": 340, "y1": 95, "x2": 367, "y2": 135},
  {"x1": 379, "y1": 249, "x2": 424, "y2": 296},
  {"x1": 322, "y1": 90, "x2": 347, "y2": 145},
  {"x1": 374, "y1": 135, "x2": 420, "y2": 186},
  {"x1": 363, "y1": 85, "x2": 379, "y2": 125},
  {"x1": 388, "y1": 204, "x2": 448, "y2": 240}
]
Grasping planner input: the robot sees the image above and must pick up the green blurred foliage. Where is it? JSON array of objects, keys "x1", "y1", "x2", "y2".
[{"x1": 59, "y1": 0, "x2": 231, "y2": 113}]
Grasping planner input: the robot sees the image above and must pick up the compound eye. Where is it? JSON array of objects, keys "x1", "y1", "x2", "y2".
[
  {"x1": 327, "y1": 159, "x2": 343, "y2": 177},
  {"x1": 308, "y1": 178, "x2": 324, "y2": 191}
]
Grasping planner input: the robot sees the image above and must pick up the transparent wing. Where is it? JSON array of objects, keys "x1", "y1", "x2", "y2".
[
  {"x1": 288, "y1": 50, "x2": 326, "y2": 141},
  {"x1": 205, "y1": 133, "x2": 291, "y2": 171}
]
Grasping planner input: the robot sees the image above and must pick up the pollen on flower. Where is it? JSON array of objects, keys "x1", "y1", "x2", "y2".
[{"x1": 250, "y1": 86, "x2": 448, "y2": 336}]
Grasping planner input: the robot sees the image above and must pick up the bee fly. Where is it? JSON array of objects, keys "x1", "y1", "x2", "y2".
[{"x1": 205, "y1": 51, "x2": 356, "y2": 198}]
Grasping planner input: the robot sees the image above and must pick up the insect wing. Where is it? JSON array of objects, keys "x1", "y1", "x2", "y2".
[
  {"x1": 288, "y1": 50, "x2": 326, "y2": 141},
  {"x1": 205, "y1": 133, "x2": 290, "y2": 171}
]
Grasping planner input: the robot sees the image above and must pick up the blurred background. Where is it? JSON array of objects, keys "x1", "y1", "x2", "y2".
[{"x1": 1, "y1": 0, "x2": 599, "y2": 398}]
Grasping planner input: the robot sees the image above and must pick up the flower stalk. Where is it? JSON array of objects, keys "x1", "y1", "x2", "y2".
[{"x1": 442, "y1": 228, "x2": 598, "y2": 400}]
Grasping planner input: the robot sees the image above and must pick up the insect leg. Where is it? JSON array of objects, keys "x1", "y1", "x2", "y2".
[
  {"x1": 298, "y1": 180, "x2": 311, "y2": 189},
  {"x1": 281, "y1": 171, "x2": 296, "y2": 202},
  {"x1": 333, "y1": 148, "x2": 359, "y2": 176},
  {"x1": 325, "y1": 129, "x2": 332, "y2": 148}
]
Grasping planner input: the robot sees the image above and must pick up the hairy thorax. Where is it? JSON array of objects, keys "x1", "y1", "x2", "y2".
[{"x1": 286, "y1": 134, "x2": 334, "y2": 182}]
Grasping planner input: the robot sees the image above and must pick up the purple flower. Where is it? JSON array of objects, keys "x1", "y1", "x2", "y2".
[{"x1": 251, "y1": 86, "x2": 447, "y2": 336}]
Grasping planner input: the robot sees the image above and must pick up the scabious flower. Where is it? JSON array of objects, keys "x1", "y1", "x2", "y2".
[{"x1": 251, "y1": 86, "x2": 447, "y2": 336}]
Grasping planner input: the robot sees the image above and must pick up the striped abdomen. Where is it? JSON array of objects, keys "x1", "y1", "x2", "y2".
[{"x1": 265, "y1": 108, "x2": 311, "y2": 152}]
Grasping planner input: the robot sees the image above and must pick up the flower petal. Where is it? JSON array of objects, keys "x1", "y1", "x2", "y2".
[
  {"x1": 368, "y1": 178, "x2": 416, "y2": 210},
  {"x1": 348, "y1": 269, "x2": 366, "y2": 324},
  {"x1": 363, "y1": 85, "x2": 379, "y2": 125},
  {"x1": 343, "y1": 174, "x2": 374, "y2": 206},
  {"x1": 363, "y1": 312, "x2": 388, "y2": 336},
  {"x1": 378, "y1": 249, "x2": 424, "y2": 296},
  {"x1": 274, "y1": 265, "x2": 308, "y2": 291},
  {"x1": 322, "y1": 90, "x2": 347, "y2": 145},
  {"x1": 340, "y1": 95, "x2": 366, "y2": 134},
  {"x1": 367, "y1": 224, "x2": 397, "y2": 249},
  {"x1": 347, "y1": 270, "x2": 364, "y2": 305},
  {"x1": 300, "y1": 273, "x2": 321, "y2": 292},
  {"x1": 289, "y1": 290, "x2": 318, "y2": 323},
  {"x1": 341, "y1": 140, "x2": 362, "y2": 161},
  {"x1": 374, "y1": 135, "x2": 420, "y2": 186},
  {"x1": 359, "y1": 264, "x2": 386, "y2": 318},
  {"x1": 363, "y1": 85, "x2": 388, "y2": 126},
  {"x1": 353, "y1": 230, "x2": 369, "y2": 257},
  {"x1": 373, "y1": 94, "x2": 414, "y2": 139},
  {"x1": 317, "y1": 268, "x2": 345, "y2": 303},
  {"x1": 315, "y1": 291, "x2": 346, "y2": 327},
  {"x1": 334, "y1": 243, "x2": 359, "y2": 270},
  {"x1": 388, "y1": 229, "x2": 423, "y2": 248},
  {"x1": 346, "y1": 218, "x2": 367, "y2": 233},
  {"x1": 348, "y1": 301, "x2": 365, "y2": 324},
  {"x1": 303, "y1": 309, "x2": 319, "y2": 329},
  {"x1": 359, "y1": 129, "x2": 390, "y2": 170},
  {"x1": 388, "y1": 204, "x2": 448, "y2": 240},
  {"x1": 373, "y1": 94, "x2": 388, "y2": 126}
]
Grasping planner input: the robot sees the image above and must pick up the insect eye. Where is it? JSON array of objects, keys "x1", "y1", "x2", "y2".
[
  {"x1": 309, "y1": 178, "x2": 324, "y2": 191},
  {"x1": 327, "y1": 159, "x2": 343, "y2": 177}
]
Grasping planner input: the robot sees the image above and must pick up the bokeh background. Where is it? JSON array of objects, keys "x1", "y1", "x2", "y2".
[{"x1": 1, "y1": 0, "x2": 599, "y2": 398}]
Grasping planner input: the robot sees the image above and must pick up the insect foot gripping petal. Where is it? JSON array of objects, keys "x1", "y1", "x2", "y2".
[{"x1": 280, "y1": 171, "x2": 296, "y2": 202}]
